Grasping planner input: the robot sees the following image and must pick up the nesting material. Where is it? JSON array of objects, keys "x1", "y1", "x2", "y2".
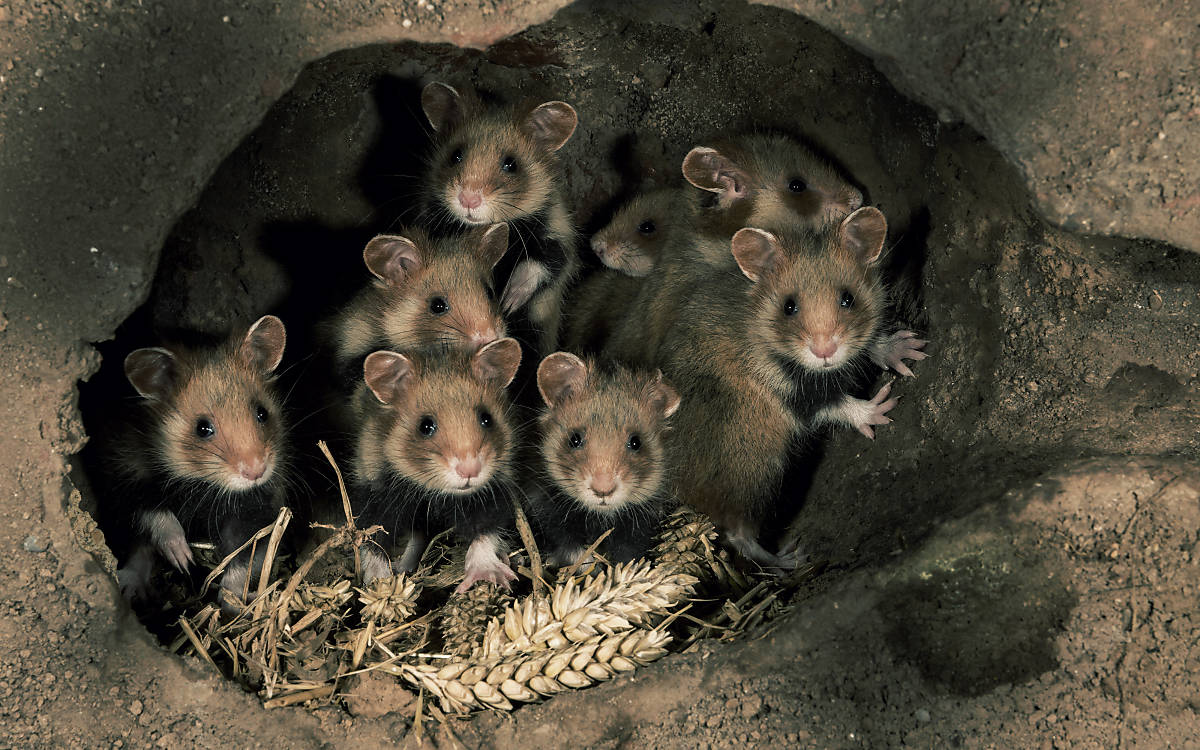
[{"x1": 171, "y1": 444, "x2": 814, "y2": 714}]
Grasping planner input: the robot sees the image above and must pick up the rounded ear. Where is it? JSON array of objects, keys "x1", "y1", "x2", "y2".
[
  {"x1": 536, "y1": 352, "x2": 588, "y2": 408},
  {"x1": 521, "y1": 101, "x2": 578, "y2": 152},
  {"x1": 364, "y1": 234, "x2": 423, "y2": 288},
  {"x1": 472, "y1": 338, "x2": 522, "y2": 389},
  {"x1": 645, "y1": 370, "x2": 681, "y2": 419},
  {"x1": 363, "y1": 351, "x2": 414, "y2": 405},
  {"x1": 421, "y1": 81, "x2": 463, "y2": 132},
  {"x1": 124, "y1": 347, "x2": 178, "y2": 401},
  {"x1": 840, "y1": 206, "x2": 888, "y2": 265},
  {"x1": 241, "y1": 315, "x2": 287, "y2": 374},
  {"x1": 478, "y1": 223, "x2": 510, "y2": 270},
  {"x1": 681, "y1": 146, "x2": 747, "y2": 200},
  {"x1": 730, "y1": 228, "x2": 780, "y2": 283}
]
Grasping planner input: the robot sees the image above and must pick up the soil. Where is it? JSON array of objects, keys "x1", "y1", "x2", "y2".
[{"x1": 1, "y1": 0, "x2": 1198, "y2": 748}]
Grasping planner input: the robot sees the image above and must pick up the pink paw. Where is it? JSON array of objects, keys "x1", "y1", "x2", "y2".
[
  {"x1": 160, "y1": 534, "x2": 194, "y2": 573},
  {"x1": 854, "y1": 382, "x2": 899, "y2": 440},
  {"x1": 873, "y1": 330, "x2": 928, "y2": 377},
  {"x1": 456, "y1": 535, "x2": 517, "y2": 593}
]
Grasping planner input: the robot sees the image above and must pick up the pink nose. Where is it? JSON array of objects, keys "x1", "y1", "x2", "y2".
[
  {"x1": 590, "y1": 472, "x2": 617, "y2": 497},
  {"x1": 455, "y1": 456, "x2": 482, "y2": 480},
  {"x1": 238, "y1": 459, "x2": 266, "y2": 481},
  {"x1": 470, "y1": 328, "x2": 498, "y2": 348},
  {"x1": 458, "y1": 191, "x2": 482, "y2": 210},
  {"x1": 590, "y1": 237, "x2": 608, "y2": 258},
  {"x1": 810, "y1": 339, "x2": 838, "y2": 360}
]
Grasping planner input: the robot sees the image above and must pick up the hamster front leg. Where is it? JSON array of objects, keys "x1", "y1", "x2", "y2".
[
  {"x1": 870, "y1": 330, "x2": 928, "y2": 377},
  {"x1": 814, "y1": 381, "x2": 899, "y2": 439}
]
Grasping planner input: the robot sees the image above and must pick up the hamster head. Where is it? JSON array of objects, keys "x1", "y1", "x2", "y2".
[
  {"x1": 365, "y1": 224, "x2": 507, "y2": 351},
  {"x1": 683, "y1": 133, "x2": 863, "y2": 230},
  {"x1": 421, "y1": 81, "x2": 578, "y2": 226},
  {"x1": 125, "y1": 315, "x2": 288, "y2": 492},
  {"x1": 537, "y1": 353, "x2": 680, "y2": 514},
  {"x1": 589, "y1": 188, "x2": 682, "y2": 277},
  {"x1": 363, "y1": 338, "x2": 521, "y2": 495},
  {"x1": 735, "y1": 207, "x2": 888, "y2": 371}
]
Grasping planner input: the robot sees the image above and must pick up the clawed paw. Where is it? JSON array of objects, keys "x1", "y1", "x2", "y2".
[
  {"x1": 456, "y1": 559, "x2": 518, "y2": 594},
  {"x1": 873, "y1": 330, "x2": 928, "y2": 377},
  {"x1": 855, "y1": 382, "x2": 899, "y2": 440}
]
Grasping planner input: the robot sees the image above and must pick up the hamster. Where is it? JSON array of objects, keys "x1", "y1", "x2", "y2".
[
  {"x1": 650, "y1": 208, "x2": 904, "y2": 569},
  {"x1": 530, "y1": 353, "x2": 680, "y2": 566},
  {"x1": 327, "y1": 224, "x2": 508, "y2": 388},
  {"x1": 589, "y1": 188, "x2": 692, "y2": 277},
  {"x1": 349, "y1": 338, "x2": 523, "y2": 592},
  {"x1": 681, "y1": 132, "x2": 864, "y2": 266},
  {"x1": 102, "y1": 315, "x2": 291, "y2": 609},
  {"x1": 419, "y1": 81, "x2": 580, "y2": 355}
]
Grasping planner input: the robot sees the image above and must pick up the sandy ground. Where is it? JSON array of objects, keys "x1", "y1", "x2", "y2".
[{"x1": 1, "y1": 0, "x2": 1198, "y2": 747}]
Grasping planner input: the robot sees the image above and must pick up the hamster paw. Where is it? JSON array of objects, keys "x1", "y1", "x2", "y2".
[
  {"x1": 872, "y1": 330, "x2": 928, "y2": 377},
  {"x1": 161, "y1": 535, "x2": 194, "y2": 573},
  {"x1": 851, "y1": 382, "x2": 899, "y2": 440},
  {"x1": 457, "y1": 534, "x2": 517, "y2": 593},
  {"x1": 116, "y1": 565, "x2": 151, "y2": 603}
]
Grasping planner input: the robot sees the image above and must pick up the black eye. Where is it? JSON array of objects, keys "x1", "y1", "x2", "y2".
[
  {"x1": 637, "y1": 219, "x2": 656, "y2": 235},
  {"x1": 254, "y1": 404, "x2": 269, "y2": 424},
  {"x1": 429, "y1": 296, "x2": 449, "y2": 316},
  {"x1": 788, "y1": 178, "x2": 807, "y2": 193},
  {"x1": 478, "y1": 410, "x2": 493, "y2": 429},
  {"x1": 627, "y1": 434, "x2": 642, "y2": 452},
  {"x1": 839, "y1": 290, "x2": 855, "y2": 309},
  {"x1": 500, "y1": 155, "x2": 518, "y2": 173},
  {"x1": 783, "y1": 297, "x2": 798, "y2": 317},
  {"x1": 449, "y1": 148, "x2": 463, "y2": 165},
  {"x1": 568, "y1": 431, "x2": 584, "y2": 450},
  {"x1": 195, "y1": 418, "x2": 215, "y2": 440},
  {"x1": 418, "y1": 416, "x2": 437, "y2": 438}
]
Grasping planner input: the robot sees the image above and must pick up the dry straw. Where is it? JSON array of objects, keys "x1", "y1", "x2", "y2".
[{"x1": 171, "y1": 442, "x2": 813, "y2": 713}]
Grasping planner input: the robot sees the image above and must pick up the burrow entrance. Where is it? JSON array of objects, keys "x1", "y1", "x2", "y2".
[{"x1": 71, "y1": 0, "x2": 1200, "y2": 729}]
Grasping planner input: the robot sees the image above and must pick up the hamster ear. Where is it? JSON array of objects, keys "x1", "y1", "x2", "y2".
[
  {"x1": 645, "y1": 370, "x2": 681, "y2": 420},
  {"x1": 364, "y1": 234, "x2": 423, "y2": 288},
  {"x1": 536, "y1": 352, "x2": 588, "y2": 408},
  {"x1": 124, "y1": 347, "x2": 178, "y2": 401},
  {"x1": 839, "y1": 206, "x2": 887, "y2": 265},
  {"x1": 241, "y1": 315, "x2": 287, "y2": 374},
  {"x1": 478, "y1": 223, "x2": 510, "y2": 270},
  {"x1": 363, "y1": 351, "x2": 414, "y2": 405},
  {"x1": 730, "y1": 228, "x2": 781, "y2": 283},
  {"x1": 473, "y1": 338, "x2": 522, "y2": 388},
  {"x1": 421, "y1": 81, "x2": 463, "y2": 132},
  {"x1": 682, "y1": 146, "x2": 749, "y2": 203},
  {"x1": 522, "y1": 101, "x2": 578, "y2": 152}
]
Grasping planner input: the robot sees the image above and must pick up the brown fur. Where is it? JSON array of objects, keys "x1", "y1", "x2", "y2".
[
  {"x1": 328, "y1": 226, "x2": 505, "y2": 373},
  {"x1": 589, "y1": 188, "x2": 693, "y2": 277},
  {"x1": 536, "y1": 354, "x2": 679, "y2": 515},
  {"x1": 120, "y1": 316, "x2": 288, "y2": 494}
]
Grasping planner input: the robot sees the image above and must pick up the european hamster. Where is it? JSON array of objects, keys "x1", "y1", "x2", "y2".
[
  {"x1": 104, "y1": 315, "x2": 291, "y2": 608},
  {"x1": 419, "y1": 81, "x2": 580, "y2": 354},
  {"x1": 328, "y1": 224, "x2": 507, "y2": 387},
  {"x1": 651, "y1": 208, "x2": 906, "y2": 568},
  {"x1": 589, "y1": 188, "x2": 691, "y2": 277},
  {"x1": 530, "y1": 353, "x2": 680, "y2": 566},
  {"x1": 349, "y1": 338, "x2": 523, "y2": 592}
]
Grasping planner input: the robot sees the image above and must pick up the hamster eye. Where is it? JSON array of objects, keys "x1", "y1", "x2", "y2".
[
  {"x1": 449, "y1": 148, "x2": 464, "y2": 165},
  {"x1": 478, "y1": 409, "x2": 493, "y2": 429},
  {"x1": 627, "y1": 434, "x2": 642, "y2": 452},
  {"x1": 254, "y1": 404, "x2": 269, "y2": 424},
  {"x1": 839, "y1": 290, "x2": 855, "y2": 309},
  {"x1": 195, "y1": 418, "x2": 215, "y2": 440},
  {"x1": 418, "y1": 416, "x2": 438, "y2": 438},
  {"x1": 428, "y1": 296, "x2": 450, "y2": 316},
  {"x1": 567, "y1": 431, "x2": 584, "y2": 450},
  {"x1": 787, "y1": 178, "x2": 807, "y2": 193},
  {"x1": 500, "y1": 155, "x2": 518, "y2": 173},
  {"x1": 637, "y1": 219, "x2": 656, "y2": 235},
  {"x1": 782, "y1": 297, "x2": 798, "y2": 317}
]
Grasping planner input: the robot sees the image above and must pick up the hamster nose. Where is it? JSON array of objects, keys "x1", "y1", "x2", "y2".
[
  {"x1": 238, "y1": 458, "x2": 266, "y2": 481},
  {"x1": 589, "y1": 473, "x2": 617, "y2": 497},
  {"x1": 470, "y1": 328, "x2": 498, "y2": 348},
  {"x1": 455, "y1": 456, "x2": 482, "y2": 480},
  {"x1": 590, "y1": 237, "x2": 608, "y2": 258},
  {"x1": 458, "y1": 190, "x2": 483, "y2": 210},
  {"x1": 810, "y1": 338, "x2": 838, "y2": 360}
]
